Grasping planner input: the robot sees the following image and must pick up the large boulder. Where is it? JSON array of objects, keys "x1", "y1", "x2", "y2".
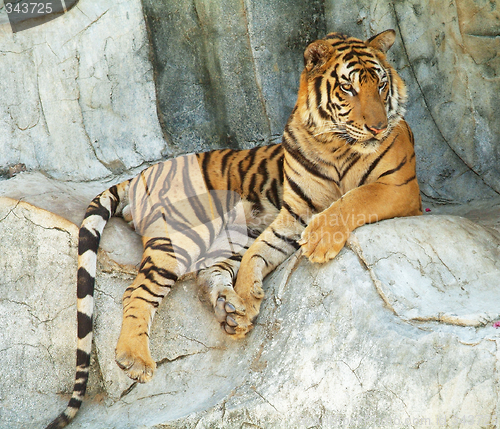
[{"x1": 1, "y1": 181, "x2": 499, "y2": 428}]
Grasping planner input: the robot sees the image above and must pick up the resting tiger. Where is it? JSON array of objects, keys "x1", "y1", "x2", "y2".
[{"x1": 46, "y1": 29, "x2": 422, "y2": 428}]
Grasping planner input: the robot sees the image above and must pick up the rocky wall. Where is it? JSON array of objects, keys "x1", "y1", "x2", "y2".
[{"x1": 0, "y1": 0, "x2": 499, "y2": 201}]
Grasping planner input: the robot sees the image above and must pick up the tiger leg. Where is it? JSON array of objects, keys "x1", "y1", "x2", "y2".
[
  {"x1": 115, "y1": 237, "x2": 183, "y2": 382},
  {"x1": 229, "y1": 211, "x2": 303, "y2": 338},
  {"x1": 196, "y1": 253, "x2": 247, "y2": 335}
]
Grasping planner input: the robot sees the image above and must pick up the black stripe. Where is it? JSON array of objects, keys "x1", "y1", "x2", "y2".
[
  {"x1": 46, "y1": 413, "x2": 71, "y2": 429},
  {"x1": 358, "y1": 134, "x2": 397, "y2": 187},
  {"x1": 266, "y1": 178, "x2": 281, "y2": 210},
  {"x1": 343, "y1": 50, "x2": 356, "y2": 61},
  {"x1": 143, "y1": 268, "x2": 177, "y2": 288},
  {"x1": 283, "y1": 132, "x2": 332, "y2": 182},
  {"x1": 396, "y1": 175, "x2": 417, "y2": 187},
  {"x1": 73, "y1": 382, "x2": 87, "y2": 394},
  {"x1": 75, "y1": 370, "x2": 88, "y2": 380},
  {"x1": 269, "y1": 144, "x2": 283, "y2": 159},
  {"x1": 108, "y1": 185, "x2": 120, "y2": 214},
  {"x1": 282, "y1": 201, "x2": 307, "y2": 227},
  {"x1": 77, "y1": 267, "x2": 94, "y2": 299},
  {"x1": 212, "y1": 261, "x2": 236, "y2": 277},
  {"x1": 377, "y1": 156, "x2": 407, "y2": 179},
  {"x1": 247, "y1": 228, "x2": 262, "y2": 239},
  {"x1": 135, "y1": 296, "x2": 160, "y2": 308},
  {"x1": 338, "y1": 152, "x2": 361, "y2": 181},
  {"x1": 257, "y1": 158, "x2": 269, "y2": 193},
  {"x1": 151, "y1": 266, "x2": 178, "y2": 281},
  {"x1": 145, "y1": 237, "x2": 173, "y2": 251},
  {"x1": 286, "y1": 173, "x2": 318, "y2": 213},
  {"x1": 336, "y1": 105, "x2": 351, "y2": 117},
  {"x1": 220, "y1": 149, "x2": 234, "y2": 175},
  {"x1": 262, "y1": 240, "x2": 288, "y2": 255},
  {"x1": 136, "y1": 283, "x2": 166, "y2": 298},
  {"x1": 68, "y1": 398, "x2": 82, "y2": 409},
  {"x1": 201, "y1": 151, "x2": 214, "y2": 190},
  {"x1": 84, "y1": 199, "x2": 110, "y2": 221},
  {"x1": 174, "y1": 222, "x2": 209, "y2": 256},
  {"x1": 76, "y1": 348, "x2": 90, "y2": 367},
  {"x1": 78, "y1": 227, "x2": 100, "y2": 255},
  {"x1": 77, "y1": 312, "x2": 92, "y2": 339},
  {"x1": 182, "y1": 164, "x2": 214, "y2": 241},
  {"x1": 250, "y1": 254, "x2": 269, "y2": 267},
  {"x1": 271, "y1": 227, "x2": 301, "y2": 250},
  {"x1": 314, "y1": 77, "x2": 330, "y2": 120}
]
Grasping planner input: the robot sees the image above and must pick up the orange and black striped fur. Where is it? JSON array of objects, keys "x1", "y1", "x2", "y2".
[{"x1": 46, "y1": 29, "x2": 421, "y2": 428}]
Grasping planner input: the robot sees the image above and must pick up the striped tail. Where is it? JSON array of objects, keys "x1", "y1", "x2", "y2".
[{"x1": 45, "y1": 181, "x2": 130, "y2": 429}]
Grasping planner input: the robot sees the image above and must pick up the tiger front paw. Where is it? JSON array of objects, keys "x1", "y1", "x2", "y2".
[
  {"x1": 216, "y1": 284, "x2": 263, "y2": 339},
  {"x1": 298, "y1": 212, "x2": 349, "y2": 263},
  {"x1": 115, "y1": 337, "x2": 156, "y2": 383}
]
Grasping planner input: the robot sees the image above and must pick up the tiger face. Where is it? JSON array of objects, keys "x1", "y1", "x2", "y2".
[{"x1": 298, "y1": 30, "x2": 407, "y2": 153}]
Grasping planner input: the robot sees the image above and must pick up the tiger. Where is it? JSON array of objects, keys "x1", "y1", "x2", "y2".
[{"x1": 45, "y1": 29, "x2": 422, "y2": 428}]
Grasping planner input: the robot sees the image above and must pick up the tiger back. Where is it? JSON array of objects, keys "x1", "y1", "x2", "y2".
[{"x1": 45, "y1": 29, "x2": 420, "y2": 428}]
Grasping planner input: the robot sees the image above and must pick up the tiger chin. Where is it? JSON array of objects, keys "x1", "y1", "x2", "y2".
[{"x1": 45, "y1": 29, "x2": 421, "y2": 428}]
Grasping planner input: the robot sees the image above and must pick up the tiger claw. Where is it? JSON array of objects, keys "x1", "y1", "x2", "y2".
[
  {"x1": 214, "y1": 293, "x2": 246, "y2": 335},
  {"x1": 222, "y1": 323, "x2": 236, "y2": 335},
  {"x1": 214, "y1": 297, "x2": 227, "y2": 322},
  {"x1": 212, "y1": 290, "x2": 262, "y2": 338},
  {"x1": 226, "y1": 315, "x2": 238, "y2": 326}
]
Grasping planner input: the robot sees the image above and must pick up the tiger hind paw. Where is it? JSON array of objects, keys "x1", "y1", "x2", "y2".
[{"x1": 214, "y1": 289, "x2": 261, "y2": 339}]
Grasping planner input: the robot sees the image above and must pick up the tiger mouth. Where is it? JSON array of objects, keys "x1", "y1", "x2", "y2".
[
  {"x1": 341, "y1": 132, "x2": 389, "y2": 153},
  {"x1": 344, "y1": 132, "x2": 385, "y2": 145}
]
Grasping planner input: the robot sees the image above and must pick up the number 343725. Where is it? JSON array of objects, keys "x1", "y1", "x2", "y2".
[{"x1": 5, "y1": 2, "x2": 53, "y2": 14}]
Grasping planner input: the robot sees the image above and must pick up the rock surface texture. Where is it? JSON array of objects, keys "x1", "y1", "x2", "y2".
[
  {"x1": 0, "y1": 0, "x2": 499, "y2": 428},
  {"x1": 1, "y1": 188, "x2": 500, "y2": 429}
]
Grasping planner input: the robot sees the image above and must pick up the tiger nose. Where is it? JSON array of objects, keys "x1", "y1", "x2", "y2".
[{"x1": 366, "y1": 123, "x2": 387, "y2": 135}]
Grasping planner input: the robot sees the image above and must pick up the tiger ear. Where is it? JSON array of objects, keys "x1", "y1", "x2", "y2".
[
  {"x1": 304, "y1": 40, "x2": 334, "y2": 72},
  {"x1": 367, "y1": 29, "x2": 396, "y2": 53}
]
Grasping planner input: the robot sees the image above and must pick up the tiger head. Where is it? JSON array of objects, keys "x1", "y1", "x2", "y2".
[{"x1": 297, "y1": 30, "x2": 407, "y2": 152}]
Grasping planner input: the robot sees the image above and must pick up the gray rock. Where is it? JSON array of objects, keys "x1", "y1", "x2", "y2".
[
  {"x1": 1, "y1": 0, "x2": 498, "y2": 201},
  {"x1": 1, "y1": 192, "x2": 499, "y2": 428},
  {"x1": 0, "y1": 0, "x2": 166, "y2": 181},
  {"x1": 141, "y1": 0, "x2": 325, "y2": 153}
]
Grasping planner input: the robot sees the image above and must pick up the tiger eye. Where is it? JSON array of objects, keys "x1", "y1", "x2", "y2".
[{"x1": 340, "y1": 83, "x2": 354, "y2": 94}]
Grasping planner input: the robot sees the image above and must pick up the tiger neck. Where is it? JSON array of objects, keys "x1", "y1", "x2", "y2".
[{"x1": 283, "y1": 110, "x2": 351, "y2": 159}]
